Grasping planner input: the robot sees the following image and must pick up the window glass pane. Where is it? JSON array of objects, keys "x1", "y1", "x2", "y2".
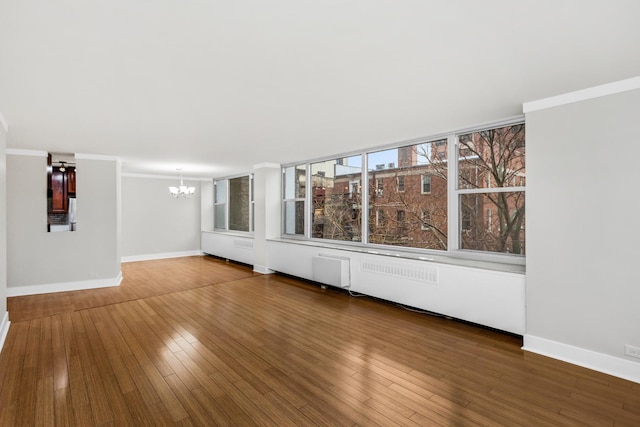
[
  {"x1": 215, "y1": 180, "x2": 227, "y2": 203},
  {"x1": 367, "y1": 140, "x2": 448, "y2": 250},
  {"x1": 214, "y1": 204, "x2": 226, "y2": 229},
  {"x1": 458, "y1": 124, "x2": 525, "y2": 190},
  {"x1": 284, "y1": 201, "x2": 305, "y2": 235},
  {"x1": 229, "y1": 176, "x2": 250, "y2": 231},
  {"x1": 460, "y1": 192, "x2": 525, "y2": 255},
  {"x1": 311, "y1": 155, "x2": 362, "y2": 242},
  {"x1": 284, "y1": 165, "x2": 306, "y2": 199}
]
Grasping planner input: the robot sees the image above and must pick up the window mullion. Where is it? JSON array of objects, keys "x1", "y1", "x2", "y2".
[
  {"x1": 448, "y1": 134, "x2": 459, "y2": 252},
  {"x1": 305, "y1": 163, "x2": 312, "y2": 238},
  {"x1": 225, "y1": 179, "x2": 230, "y2": 230},
  {"x1": 361, "y1": 154, "x2": 369, "y2": 245}
]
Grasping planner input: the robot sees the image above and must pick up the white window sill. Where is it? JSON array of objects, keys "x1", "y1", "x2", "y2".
[{"x1": 268, "y1": 237, "x2": 525, "y2": 274}]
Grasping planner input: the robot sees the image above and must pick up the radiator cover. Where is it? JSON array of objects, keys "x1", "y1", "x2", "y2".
[{"x1": 312, "y1": 254, "x2": 350, "y2": 288}]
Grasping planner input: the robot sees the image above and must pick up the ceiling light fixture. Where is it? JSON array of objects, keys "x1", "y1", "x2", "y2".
[
  {"x1": 59, "y1": 161, "x2": 66, "y2": 172},
  {"x1": 169, "y1": 168, "x2": 195, "y2": 198}
]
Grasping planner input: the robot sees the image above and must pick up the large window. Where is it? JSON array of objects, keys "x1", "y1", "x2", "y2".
[
  {"x1": 282, "y1": 119, "x2": 525, "y2": 261},
  {"x1": 214, "y1": 175, "x2": 253, "y2": 232},
  {"x1": 214, "y1": 180, "x2": 227, "y2": 229},
  {"x1": 311, "y1": 155, "x2": 362, "y2": 242},
  {"x1": 367, "y1": 140, "x2": 448, "y2": 250},
  {"x1": 229, "y1": 176, "x2": 251, "y2": 232},
  {"x1": 283, "y1": 165, "x2": 306, "y2": 235},
  {"x1": 457, "y1": 124, "x2": 525, "y2": 254}
]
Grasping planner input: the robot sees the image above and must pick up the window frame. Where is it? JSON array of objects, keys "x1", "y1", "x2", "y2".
[
  {"x1": 450, "y1": 122, "x2": 526, "y2": 256},
  {"x1": 282, "y1": 165, "x2": 307, "y2": 237},
  {"x1": 281, "y1": 116, "x2": 525, "y2": 265},
  {"x1": 213, "y1": 173, "x2": 254, "y2": 234},
  {"x1": 421, "y1": 174, "x2": 432, "y2": 194}
]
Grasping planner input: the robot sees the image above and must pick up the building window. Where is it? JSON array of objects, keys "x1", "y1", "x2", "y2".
[
  {"x1": 457, "y1": 123, "x2": 525, "y2": 255},
  {"x1": 461, "y1": 209, "x2": 472, "y2": 231},
  {"x1": 283, "y1": 165, "x2": 306, "y2": 235},
  {"x1": 421, "y1": 210, "x2": 431, "y2": 230},
  {"x1": 375, "y1": 178, "x2": 384, "y2": 196},
  {"x1": 310, "y1": 155, "x2": 362, "y2": 242},
  {"x1": 397, "y1": 176, "x2": 405, "y2": 192},
  {"x1": 421, "y1": 174, "x2": 431, "y2": 194},
  {"x1": 214, "y1": 175, "x2": 253, "y2": 232}
]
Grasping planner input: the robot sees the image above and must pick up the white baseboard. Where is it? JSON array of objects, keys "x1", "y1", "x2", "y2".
[
  {"x1": 121, "y1": 250, "x2": 203, "y2": 263},
  {"x1": 253, "y1": 264, "x2": 275, "y2": 275},
  {"x1": 523, "y1": 335, "x2": 640, "y2": 384},
  {"x1": 7, "y1": 272, "x2": 123, "y2": 297},
  {"x1": 0, "y1": 312, "x2": 10, "y2": 354}
]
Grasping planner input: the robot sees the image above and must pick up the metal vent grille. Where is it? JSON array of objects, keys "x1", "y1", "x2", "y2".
[
  {"x1": 234, "y1": 240, "x2": 254, "y2": 249},
  {"x1": 361, "y1": 259, "x2": 439, "y2": 284}
]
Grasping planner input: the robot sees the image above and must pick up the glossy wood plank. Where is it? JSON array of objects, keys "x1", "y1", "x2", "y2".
[{"x1": 1, "y1": 255, "x2": 639, "y2": 426}]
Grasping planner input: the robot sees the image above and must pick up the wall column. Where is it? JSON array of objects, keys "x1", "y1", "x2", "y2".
[{"x1": 252, "y1": 163, "x2": 281, "y2": 274}]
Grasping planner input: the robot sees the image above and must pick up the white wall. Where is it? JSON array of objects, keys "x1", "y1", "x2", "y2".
[
  {"x1": 6, "y1": 153, "x2": 121, "y2": 295},
  {"x1": 121, "y1": 174, "x2": 201, "y2": 261},
  {"x1": 0, "y1": 113, "x2": 9, "y2": 350},
  {"x1": 524, "y1": 84, "x2": 640, "y2": 383},
  {"x1": 201, "y1": 178, "x2": 213, "y2": 232},
  {"x1": 253, "y1": 164, "x2": 281, "y2": 274}
]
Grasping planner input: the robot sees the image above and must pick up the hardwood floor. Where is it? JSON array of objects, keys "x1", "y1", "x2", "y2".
[{"x1": 1, "y1": 256, "x2": 639, "y2": 426}]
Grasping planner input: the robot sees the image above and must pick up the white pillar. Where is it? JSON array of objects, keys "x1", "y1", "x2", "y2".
[{"x1": 252, "y1": 163, "x2": 281, "y2": 274}]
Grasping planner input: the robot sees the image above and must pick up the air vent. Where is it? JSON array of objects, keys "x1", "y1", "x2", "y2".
[
  {"x1": 361, "y1": 258, "x2": 438, "y2": 285},
  {"x1": 234, "y1": 240, "x2": 254, "y2": 250}
]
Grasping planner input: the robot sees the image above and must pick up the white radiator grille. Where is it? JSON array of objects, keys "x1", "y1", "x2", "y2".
[{"x1": 361, "y1": 259, "x2": 439, "y2": 285}]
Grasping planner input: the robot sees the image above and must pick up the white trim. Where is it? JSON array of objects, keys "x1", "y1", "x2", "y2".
[
  {"x1": 7, "y1": 272, "x2": 123, "y2": 297},
  {"x1": 6, "y1": 148, "x2": 48, "y2": 157},
  {"x1": 253, "y1": 162, "x2": 281, "y2": 170},
  {"x1": 74, "y1": 153, "x2": 120, "y2": 161},
  {"x1": 523, "y1": 76, "x2": 640, "y2": 113},
  {"x1": 0, "y1": 112, "x2": 8, "y2": 132},
  {"x1": 121, "y1": 250, "x2": 203, "y2": 263},
  {"x1": 523, "y1": 335, "x2": 640, "y2": 384},
  {"x1": 0, "y1": 312, "x2": 10, "y2": 354},
  {"x1": 253, "y1": 264, "x2": 275, "y2": 274},
  {"x1": 122, "y1": 172, "x2": 209, "y2": 181},
  {"x1": 457, "y1": 186, "x2": 525, "y2": 195}
]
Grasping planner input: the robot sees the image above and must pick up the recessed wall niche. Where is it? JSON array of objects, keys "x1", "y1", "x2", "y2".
[{"x1": 47, "y1": 153, "x2": 77, "y2": 232}]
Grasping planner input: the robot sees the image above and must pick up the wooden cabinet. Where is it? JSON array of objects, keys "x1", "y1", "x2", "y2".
[
  {"x1": 50, "y1": 167, "x2": 68, "y2": 213},
  {"x1": 67, "y1": 167, "x2": 76, "y2": 194}
]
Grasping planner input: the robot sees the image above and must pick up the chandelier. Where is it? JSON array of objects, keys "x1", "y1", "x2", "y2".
[{"x1": 169, "y1": 168, "x2": 196, "y2": 198}]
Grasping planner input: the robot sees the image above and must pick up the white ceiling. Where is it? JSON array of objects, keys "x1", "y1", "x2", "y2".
[{"x1": 1, "y1": 1, "x2": 639, "y2": 178}]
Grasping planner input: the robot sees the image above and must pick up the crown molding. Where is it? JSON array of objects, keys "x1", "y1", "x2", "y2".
[
  {"x1": 523, "y1": 76, "x2": 640, "y2": 113},
  {"x1": 253, "y1": 162, "x2": 281, "y2": 170},
  {"x1": 6, "y1": 148, "x2": 48, "y2": 157},
  {"x1": 75, "y1": 153, "x2": 120, "y2": 161},
  {"x1": 122, "y1": 172, "x2": 209, "y2": 181}
]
